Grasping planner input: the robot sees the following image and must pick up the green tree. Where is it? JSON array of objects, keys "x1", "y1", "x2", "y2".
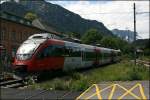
[
  {"x1": 122, "y1": 43, "x2": 134, "y2": 54},
  {"x1": 66, "y1": 32, "x2": 81, "y2": 38},
  {"x1": 81, "y1": 28, "x2": 102, "y2": 44},
  {"x1": 24, "y1": 12, "x2": 37, "y2": 21},
  {"x1": 100, "y1": 36, "x2": 119, "y2": 49},
  {"x1": 100, "y1": 36, "x2": 133, "y2": 54},
  {"x1": 143, "y1": 39, "x2": 150, "y2": 55}
]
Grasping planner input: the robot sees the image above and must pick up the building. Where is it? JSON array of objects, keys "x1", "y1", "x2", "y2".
[{"x1": 0, "y1": 11, "x2": 61, "y2": 58}]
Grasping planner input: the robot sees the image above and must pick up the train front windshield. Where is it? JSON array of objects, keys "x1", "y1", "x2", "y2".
[{"x1": 16, "y1": 39, "x2": 42, "y2": 60}]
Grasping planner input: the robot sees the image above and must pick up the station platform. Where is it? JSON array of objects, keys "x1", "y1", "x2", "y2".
[
  {"x1": 1, "y1": 81, "x2": 149, "y2": 100},
  {"x1": 0, "y1": 88, "x2": 82, "y2": 100},
  {"x1": 77, "y1": 81, "x2": 149, "y2": 99}
]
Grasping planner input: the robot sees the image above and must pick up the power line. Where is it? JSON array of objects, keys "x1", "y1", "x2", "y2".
[
  {"x1": 79, "y1": 12, "x2": 149, "y2": 15},
  {"x1": 136, "y1": 12, "x2": 149, "y2": 15}
]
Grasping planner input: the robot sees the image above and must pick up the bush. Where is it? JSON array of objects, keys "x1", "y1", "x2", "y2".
[
  {"x1": 70, "y1": 72, "x2": 81, "y2": 80},
  {"x1": 128, "y1": 70, "x2": 142, "y2": 80},
  {"x1": 70, "y1": 80, "x2": 89, "y2": 91},
  {"x1": 29, "y1": 59, "x2": 149, "y2": 91}
]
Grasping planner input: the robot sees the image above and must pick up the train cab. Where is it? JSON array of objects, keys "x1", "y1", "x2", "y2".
[{"x1": 13, "y1": 38, "x2": 46, "y2": 72}]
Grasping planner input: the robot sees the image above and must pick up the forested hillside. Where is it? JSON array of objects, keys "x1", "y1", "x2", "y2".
[{"x1": 1, "y1": 0, "x2": 113, "y2": 37}]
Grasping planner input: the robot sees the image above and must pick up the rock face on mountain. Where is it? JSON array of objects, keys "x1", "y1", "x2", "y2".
[
  {"x1": 112, "y1": 29, "x2": 135, "y2": 42},
  {"x1": 1, "y1": 0, "x2": 113, "y2": 36}
]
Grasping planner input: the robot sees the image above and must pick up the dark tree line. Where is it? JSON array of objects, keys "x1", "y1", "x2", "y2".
[{"x1": 67, "y1": 28, "x2": 136, "y2": 54}]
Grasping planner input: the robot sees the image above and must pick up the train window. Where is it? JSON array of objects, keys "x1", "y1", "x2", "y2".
[
  {"x1": 37, "y1": 45, "x2": 73, "y2": 58},
  {"x1": 103, "y1": 53, "x2": 109, "y2": 58},
  {"x1": 71, "y1": 47, "x2": 81, "y2": 57},
  {"x1": 63, "y1": 47, "x2": 70, "y2": 57},
  {"x1": 36, "y1": 51, "x2": 44, "y2": 59},
  {"x1": 64, "y1": 46, "x2": 73, "y2": 57},
  {"x1": 97, "y1": 52, "x2": 101, "y2": 59},
  {"x1": 83, "y1": 51, "x2": 95, "y2": 61},
  {"x1": 103, "y1": 53, "x2": 106, "y2": 58},
  {"x1": 37, "y1": 46, "x2": 52, "y2": 59},
  {"x1": 53, "y1": 45, "x2": 65, "y2": 56},
  {"x1": 51, "y1": 35, "x2": 54, "y2": 39}
]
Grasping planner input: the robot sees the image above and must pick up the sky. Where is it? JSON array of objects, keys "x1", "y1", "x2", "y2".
[
  {"x1": 47, "y1": 0, "x2": 149, "y2": 39},
  {"x1": 1, "y1": 0, "x2": 149, "y2": 39}
]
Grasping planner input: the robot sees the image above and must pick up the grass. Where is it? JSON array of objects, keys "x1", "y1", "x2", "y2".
[{"x1": 29, "y1": 59, "x2": 149, "y2": 91}]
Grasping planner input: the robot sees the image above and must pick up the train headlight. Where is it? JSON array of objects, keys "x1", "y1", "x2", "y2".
[{"x1": 16, "y1": 54, "x2": 32, "y2": 60}]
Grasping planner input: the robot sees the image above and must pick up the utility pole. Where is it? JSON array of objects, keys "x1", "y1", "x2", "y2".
[{"x1": 133, "y1": 3, "x2": 136, "y2": 65}]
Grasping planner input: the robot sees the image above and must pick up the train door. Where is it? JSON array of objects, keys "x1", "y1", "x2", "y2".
[
  {"x1": 95, "y1": 48, "x2": 100, "y2": 65},
  {"x1": 81, "y1": 47, "x2": 94, "y2": 68},
  {"x1": 35, "y1": 46, "x2": 51, "y2": 71},
  {"x1": 35, "y1": 45, "x2": 64, "y2": 71},
  {"x1": 81, "y1": 47, "x2": 86, "y2": 68},
  {"x1": 111, "y1": 51, "x2": 114, "y2": 62},
  {"x1": 63, "y1": 43, "x2": 82, "y2": 71},
  {"x1": 100, "y1": 49, "x2": 106, "y2": 64}
]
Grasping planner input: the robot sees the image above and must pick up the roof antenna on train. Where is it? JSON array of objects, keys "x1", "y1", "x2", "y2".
[
  {"x1": 46, "y1": 37, "x2": 49, "y2": 41},
  {"x1": 46, "y1": 34, "x2": 49, "y2": 40}
]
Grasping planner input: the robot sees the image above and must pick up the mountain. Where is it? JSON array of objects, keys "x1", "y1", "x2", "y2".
[
  {"x1": 112, "y1": 29, "x2": 135, "y2": 42},
  {"x1": 1, "y1": 0, "x2": 113, "y2": 37}
]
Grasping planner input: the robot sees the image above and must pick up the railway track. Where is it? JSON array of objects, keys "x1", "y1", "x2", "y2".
[
  {"x1": 131, "y1": 59, "x2": 150, "y2": 67},
  {"x1": 0, "y1": 73, "x2": 25, "y2": 88},
  {"x1": 136, "y1": 60, "x2": 150, "y2": 67},
  {"x1": 137, "y1": 60, "x2": 150, "y2": 66}
]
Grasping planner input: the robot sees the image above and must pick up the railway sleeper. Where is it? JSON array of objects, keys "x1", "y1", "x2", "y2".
[
  {"x1": 2, "y1": 83, "x2": 24, "y2": 88},
  {"x1": 0, "y1": 79, "x2": 23, "y2": 86}
]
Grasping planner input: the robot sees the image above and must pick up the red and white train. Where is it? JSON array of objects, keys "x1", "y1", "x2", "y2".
[{"x1": 13, "y1": 33, "x2": 121, "y2": 73}]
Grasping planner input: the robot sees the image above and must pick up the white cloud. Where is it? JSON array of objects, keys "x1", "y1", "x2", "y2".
[
  {"x1": 49, "y1": 1, "x2": 149, "y2": 39},
  {"x1": 0, "y1": 0, "x2": 7, "y2": 4},
  {"x1": 0, "y1": 0, "x2": 19, "y2": 3}
]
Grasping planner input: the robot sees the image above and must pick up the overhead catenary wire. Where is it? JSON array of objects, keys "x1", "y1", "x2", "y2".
[
  {"x1": 72, "y1": 2, "x2": 149, "y2": 40},
  {"x1": 79, "y1": 12, "x2": 149, "y2": 15}
]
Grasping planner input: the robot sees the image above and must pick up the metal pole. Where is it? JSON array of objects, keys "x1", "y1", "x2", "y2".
[{"x1": 134, "y1": 3, "x2": 136, "y2": 65}]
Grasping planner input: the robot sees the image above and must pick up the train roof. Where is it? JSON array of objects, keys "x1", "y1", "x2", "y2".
[
  {"x1": 24, "y1": 34, "x2": 120, "y2": 53},
  {"x1": 63, "y1": 40, "x2": 95, "y2": 49},
  {"x1": 50, "y1": 39, "x2": 120, "y2": 52},
  {"x1": 24, "y1": 38, "x2": 46, "y2": 44},
  {"x1": 28, "y1": 33, "x2": 60, "y2": 40}
]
